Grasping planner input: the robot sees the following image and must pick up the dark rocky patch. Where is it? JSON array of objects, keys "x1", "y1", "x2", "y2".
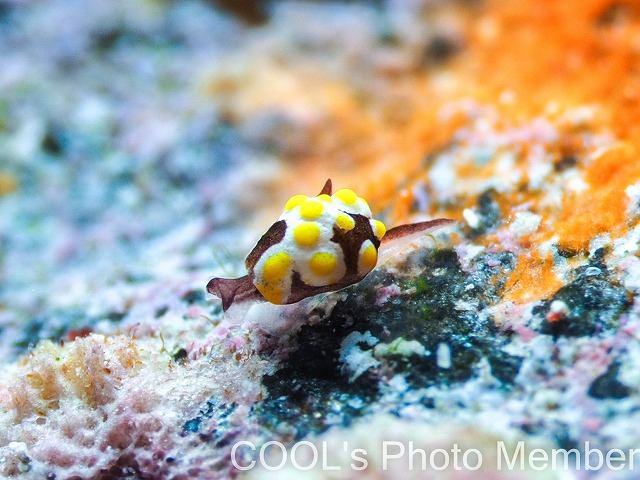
[
  {"x1": 423, "y1": 34, "x2": 462, "y2": 64},
  {"x1": 535, "y1": 267, "x2": 631, "y2": 337},
  {"x1": 171, "y1": 348, "x2": 188, "y2": 364},
  {"x1": 155, "y1": 306, "x2": 169, "y2": 318},
  {"x1": 88, "y1": 452, "x2": 169, "y2": 480},
  {"x1": 41, "y1": 124, "x2": 66, "y2": 156},
  {"x1": 467, "y1": 189, "x2": 502, "y2": 237},
  {"x1": 588, "y1": 363, "x2": 632, "y2": 399},
  {"x1": 14, "y1": 312, "x2": 80, "y2": 354},
  {"x1": 255, "y1": 311, "x2": 379, "y2": 441},
  {"x1": 554, "y1": 154, "x2": 578, "y2": 172},
  {"x1": 181, "y1": 289, "x2": 205, "y2": 305},
  {"x1": 209, "y1": 0, "x2": 270, "y2": 25},
  {"x1": 183, "y1": 399, "x2": 236, "y2": 439},
  {"x1": 106, "y1": 311, "x2": 127, "y2": 323},
  {"x1": 11, "y1": 309, "x2": 128, "y2": 358},
  {"x1": 596, "y1": 2, "x2": 639, "y2": 27},
  {"x1": 254, "y1": 248, "x2": 522, "y2": 439}
]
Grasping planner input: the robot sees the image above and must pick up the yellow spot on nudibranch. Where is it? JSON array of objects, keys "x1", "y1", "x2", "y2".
[
  {"x1": 293, "y1": 222, "x2": 321, "y2": 247},
  {"x1": 262, "y1": 251, "x2": 292, "y2": 284},
  {"x1": 285, "y1": 194, "x2": 308, "y2": 211},
  {"x1": 317, "y1": 194, "x2": 333, "y2": 203},
  {"x1": 336, "y1": 213, "x2": 355, "y2": 231},
  {"x1": 371, "y1": 219, "x2": 386, "y2": 239},
  {"x1": 358, "y1": 240, "x2": 378, "y2": 274},
  {"x1": 257, "y1": 285, "x2": 284, "y2": 305},
  {"x1": 334, "y1": 189, "x2": 357, "y2": 205},
  {"x1": 300, "y1": 200, "x2": 324, "y2": 219},
  {"x1": 309, "y1": 251, "x2": 338, "y2": 277}
]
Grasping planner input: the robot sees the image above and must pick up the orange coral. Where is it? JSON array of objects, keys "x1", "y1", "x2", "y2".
[
  {"x1": 250, "y1": 0, "x2": 640, "y2": 230},
  {"x1": 504, "y1": 251, "x2": 564, "y2": 303},
  {"x1": 555, "y1": 143, "x2": 640, "y2": 252},
  {"x1": 209, "y1": 0, "x2": 640, "y2": 304}
]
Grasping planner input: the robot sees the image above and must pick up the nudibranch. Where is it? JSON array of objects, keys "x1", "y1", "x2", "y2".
[{"x1": 207, "y1": 179, "x2": 454, "y2": 310}]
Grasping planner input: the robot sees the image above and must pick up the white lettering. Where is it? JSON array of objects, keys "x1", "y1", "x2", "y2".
[
  {"x1": 450, "y1": 443, "x2": 461, "y2": 470},
  {"x1": 551, "y1": 447, "x2": 580, "y2": 470},
  {"x1": 430, "y1": 448, "x2": 450, "y2": 471},
  {"x1": 351, "y1": 448, "x2": 368, "y2": 471},
  {"x1": 382, "y1": 441, "x2": 405, "y2": 470},
  {"x1": 231, "y1": 441, "x2": 256, "y2": 471},
  {"x1": 528, "y1": 448, "x2": 548, "y2": 470},
  {"x1": 629, "y1": 448, "x2": 640, "y2": 470},
  {"x1": 322, "y1": 441, "x2": 340, "y2": 471},
  {"x1": 260, "y1": 441, "x2": 287, "y2": 471},
  {"x1": 585, "y1": 442, "x2": 603, "y2": 471},
  {"x1": 462, "y1": 449, "x2": 483, "y2": 470},
  {"x1": 408, "y1": 441, "x2": 426, "y2": 471},
  {"x1": 290, "y1": 441, "x2": 318, "y2": 471},
  {"x1": 497, "y1": 441, "x2": 525, "y2": 470},
  {"x1": 606, "y1": 449, "x2": 625, "y2": 471}
]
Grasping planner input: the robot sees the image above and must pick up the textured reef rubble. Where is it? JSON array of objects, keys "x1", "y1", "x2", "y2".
[{"x1": 2, "y1": 0, "x2": 640, "y2": 479}]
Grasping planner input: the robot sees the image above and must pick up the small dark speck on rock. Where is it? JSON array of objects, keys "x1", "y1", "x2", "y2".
[
  {"x1": 424, "y1": 34, "x2": 461, "y2": 64},
  {"x1": 106, "y1": 311, "x2": 127, "y2": 323},
  {"x1": 183, "y1": 400, "x2": 236, "y2": 437},
  {"x1": 588, "y1": 363, "x2": 631, "y2": 399},
  {"x1": 172, "y1": 348, "x2": 188, "y2": 364},
  {"x1": 596, "y1": 3, "x2": 635, "y2": 27},
  {"x1": 41, "y1": 125, "x2": 65, "y2": 156},
  {"x1": 182, "y1": 289, "x2": 205, "y2": 305},
  {"x1": 556, "y1": 246, "x2": 579, "y2": 259},
  {"x1": 93, "y1": 453, "x2": 157, "y2": 480},
  {"x1": 589, "y1": 247, "x2": 608, "y2": 265},
  {"x1": 467, "y1": 189, "x2": 502, "y2": 237},
  {"x1": 554, "y1": 154, "x2": 578, "y2": 172},
  {"x1": 92, "y1": 27, "x2": 126, "y2": 51},
  {"x1": 209, "y1": 0, "x2": 270, "y2": 25}
]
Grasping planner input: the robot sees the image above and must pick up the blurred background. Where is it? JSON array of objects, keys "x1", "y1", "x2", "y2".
[
  {"x1": 2, "y1": 0, "x2": 639, "y2": 359},
  {"x1": 0, "y1": 0, "x2": 471, "y2": 352}
]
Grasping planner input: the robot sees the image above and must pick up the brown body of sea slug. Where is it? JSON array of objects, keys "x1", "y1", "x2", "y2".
[{"x1": 207, "y1": 179, "x2": 454, "y2": 310}]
